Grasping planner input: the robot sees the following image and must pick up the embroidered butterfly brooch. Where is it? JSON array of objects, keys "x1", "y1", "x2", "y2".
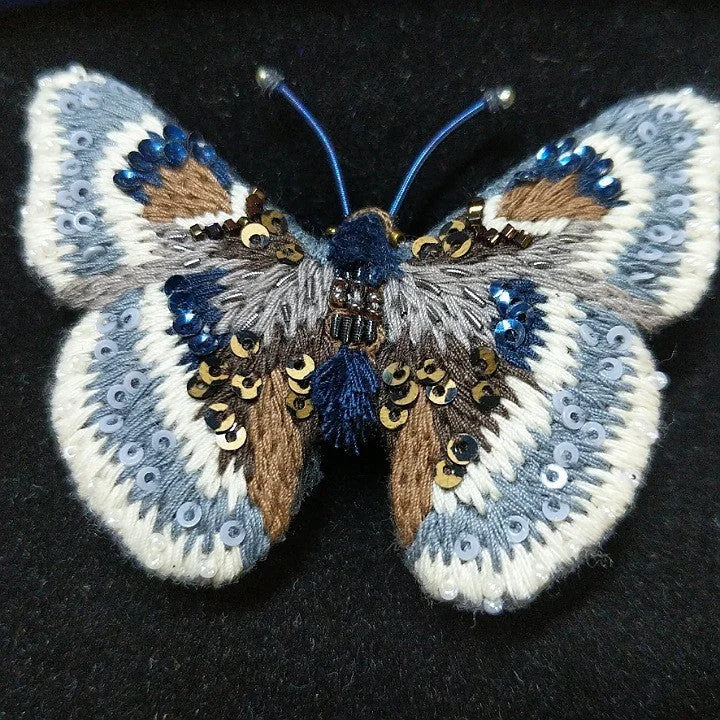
[{"x1": 21, "y1": 64, "x2": 719, "y2": 614}]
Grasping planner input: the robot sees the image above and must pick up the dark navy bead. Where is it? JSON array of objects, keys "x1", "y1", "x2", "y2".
[
  {"x1": 164, "y1": 141, "x2": 188, "y2": 167},
  {"x1": 113, "y1": 169, "x2": 142, "y2": 189},
  {"x1": 204, "y1": 223, "x2": 223, "y2": 240},
  {"x1": 572, "y1": 145, "x2": 597, "y2": 168},
  {"x1": 138, "y1": 137, "x2": 165, "y2": 162},
  {"x1": 190, "y1": 139, "x2": 218, "y2": 165},
  {"x1": 494, "y1": 318, "x2": 526, "y2": 348},
  {"x1": 167, "y1": 290, "x2": 195, "y2": 313},
  {"x1": 555, "y1": 137, "x2": 576, "y2": 154},
  {"x1": 513, "y1": 169, "x2": 539, "y2": 184},
  {"x1": 535, "y1": 144, "x2": 558, "y2": 165},
  {"x1": 163, "y1": 124, "x2": 187, "y2": 143},
  {"x1": 173, "y1": 310, "x2": 204, "y2": 336},
  {"x1": 585, "y1": 157, "x2": 613, "y2": 178},
  {"x1": 188, "y1": 332, "x2": 218, "y2": 356},
  {"x1": 593, "y1": 175, "x2": 622, "y2": 201},
  {"x1": 128, "y1": 151, "x2": 155, "y2": 172},
  {"x1": 164, "y1": 275, "x2": 190, "y2": 295}
]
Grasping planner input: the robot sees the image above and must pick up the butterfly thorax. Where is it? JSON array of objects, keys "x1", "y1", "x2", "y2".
[{"x1": 323, "y1": 209, "x2": 401, "y2": 350}]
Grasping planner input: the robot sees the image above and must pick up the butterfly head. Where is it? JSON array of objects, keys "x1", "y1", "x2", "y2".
[{"x1": 326, "y1": 210, "x2": 403, "y2": 286}]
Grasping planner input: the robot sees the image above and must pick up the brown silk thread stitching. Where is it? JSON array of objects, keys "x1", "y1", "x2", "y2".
[
  {"x1": 390, "y1": 390, "x2": 439, "y2": 547},
  {"x1": 499, "y1": 174, "x2": 608, "y2": 221},
  {"x1": 246, "y1": 369, "x2": 305, "y2": 541},
  {"x1": 142, "y1": 159, "x2": 232, "y2": 222}
]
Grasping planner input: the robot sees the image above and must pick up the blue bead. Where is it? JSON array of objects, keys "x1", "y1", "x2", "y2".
[
  {"x1": 164, "y1": 141, "x2": 188, "y2": 167},
  {"x1": 592, "y1": 175, "x2": 622, "y2": 201},
  {"x1": 138, "y1": 137, "x2": 165, "y2": 162},
  {"x1": 164, "y1": 275, "x2": 190, "y2": 295},
  {"x1": 535, "y1": 144, "x2": 558, "y2": 165},
  {"x1": 494, "y1": 318, "x2": 527, "y2": 348},
  {"x1": 513, "y1": 169, "x2": 538, "y2": 184},
  {"x1": 585, "y1": 158, "x2": 613, "y2": 178},
  {"x1": 555, "y1": 137, "x2": 576, "y2": 154},
  {"x1": 507, "y1": 301, "x2": 535, "y2": 324},
  {"x1": 188, "y1": 332, "x2": 218, "y2": 356},
  {"x1": 210, "y1": 159, "x2": 233, "y2": 189},
  {"x1": 163, "y1": 124, "x2": 187, "y2": 143},
  {"x1": 137, "y1": 169, "x2": 163, "y2": 187},
  {"x1": 173, "y1": 310, "x2": 204, "y2": 336},
  {"x1": 167, "y1": 290, "x2": 195, "y2": 313},
  {"x1": 494, "y1": 289, "x2": 523, "y2": 314},
  {"x1": 148, "y1": 131, "x2": 164, "y2": 142},
  {"x1": 489, "y1": 281, "x2": 507, "y2": 301},
  {"x1": 191, "y1": 139, "x2": 218, "y2": 165},
  {"x1": 572, "y1": 145, "x2": 596, "y2": 168},
  {"x1": 113, "y1": 169, "x2": 141, "y2": 189},
  {"x1": 556, "y1": 151, "x2": 582, "y2": 174},
  {"x1": 128, "y1": 151, "x2": 155, "y2": 172}
]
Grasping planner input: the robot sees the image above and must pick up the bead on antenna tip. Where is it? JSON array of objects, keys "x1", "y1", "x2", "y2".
[{"x1": 255, "y1": 66, "x2": 285, "y2": 94}]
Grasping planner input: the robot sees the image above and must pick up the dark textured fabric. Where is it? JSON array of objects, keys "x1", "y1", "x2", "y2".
[{"x1": 1, "y1": 1, "x2": 719, "y2": 718}]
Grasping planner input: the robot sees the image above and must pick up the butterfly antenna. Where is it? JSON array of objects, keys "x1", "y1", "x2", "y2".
[
  {"x1": 388, "y1": 87, "x2": 516, "y2": 219},
  {"x1": 256, "y1": 67, "x2": 351, "y2": 218}
]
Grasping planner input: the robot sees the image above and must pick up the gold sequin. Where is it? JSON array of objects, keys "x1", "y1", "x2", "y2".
[
  {"x1": 261, "y1": 209, "x2": 288, "y2": 235},
  {"x1": 434, "y1": 459, "x2": 465, "y2": 489},
  {"x1": 198, "y1": 360, "x2": 230, "y2": 385},
  {"x1": 389, "y1": 380, "x2": 420, "y2": 407},
  {"x1": 276, "y1": 241, "x2": 304, "y2": 264},
  {"x1": 285, "y1": 354, "x2": 315, "y2": 380},
  {"x1": 187, "y1": 375, "x2": 215, "y2": 400},
  {"x1": 426, "y1": 378, "x2": 458, "y2": 405},
  {"x1": 416, "y1": 359, "x2": 447, "y2": 386},
  {"x1": 204, "y1": 402, "x2": 236, "y2": 433},
  {"x1": 381, "y1": 362, "x2": 411, "y2": 387},
  {"x1": 379, "y1": 404, "x2": 409, "y2": 429},
  {"x1": 230, "y1": 332, "x2": 260, "y2": 359},
  {"x1": 411, "y1": 235, "x2": 440, "y2": 260},
  {"x1": 471, "y1": 380, "x2": 502, "y2": 411},
  {"x1": 231, "y1": 374, "x2": 263, "y2": 400},
  {"x1": 447, "y1": 434, "x2": 480, "y2": 466},
  {"x1": 240, "y1": 222, "x2": 270, "y2": 249},
  {"x1": 285, "y1": 391, "x2": 314, "y2": 420},
  {"x1": 216, "y1": 426, "x2": 247, "y2": 451},
  {"x1": 288, "y1": 377, "x2": 311, "y2": 396},
  {"x1": 470, "y1": 346, "x2": 498, "y2": 377}
]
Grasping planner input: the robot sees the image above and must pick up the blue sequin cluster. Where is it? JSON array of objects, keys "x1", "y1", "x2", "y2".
[
  {"x1": 507, "y1": 137, "x2": 624, "y2": 207},
  {"x1": 113, "y1": 124, "x2": 233, "y2": 203},
  {"x1": 164, "y1": 269, "x2": 228, "y2": 362},
  {"x1": 490, "y1": 279, "x2": 547, "y2": 369}
]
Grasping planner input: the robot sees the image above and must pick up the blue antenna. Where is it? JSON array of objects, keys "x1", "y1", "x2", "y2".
[
  {"x1": 256, "y1": 67, "x2": 351, "y2": 218},
  {"x1": 388, "y1": 87, "x2": 516, "y2": 219}
]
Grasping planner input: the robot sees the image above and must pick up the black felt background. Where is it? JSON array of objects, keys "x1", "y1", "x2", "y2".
[{"x1": 1, "y1": 1, "x2": 719, "y2": 718}]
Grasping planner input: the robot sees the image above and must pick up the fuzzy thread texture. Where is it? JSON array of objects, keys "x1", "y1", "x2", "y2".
[{"x1": 311, "y1": 346, "x2": 379, "y2": 452}]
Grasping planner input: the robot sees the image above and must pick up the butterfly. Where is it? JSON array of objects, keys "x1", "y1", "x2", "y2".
[{"x1": 21, "y1": 63, "x2": 719, "y2": 614}]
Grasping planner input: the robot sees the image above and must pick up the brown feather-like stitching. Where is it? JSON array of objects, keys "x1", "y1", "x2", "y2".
[
  {"x1": 390, "y1": 390, "x2": 440, "y2": 547},
  {"x1": 142, "y1": 159, "x2": 232, "y2": 222},
  {"x1": 499, "y1": 174, "x2": 608, "y2": 221},
  {"x1": 246, "y1": 368, "x2": 304, "y2": 541}
]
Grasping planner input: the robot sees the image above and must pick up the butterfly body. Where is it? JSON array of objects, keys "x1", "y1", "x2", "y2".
[{"x1": 20, "y1": 65, "x2": 720, "y2": 612}]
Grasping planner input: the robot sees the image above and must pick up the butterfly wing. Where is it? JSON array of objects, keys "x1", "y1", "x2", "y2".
[
  {"x1": 381, "y1": 88, "x2": 720, "y2": 611},
  {"x1": 22, "y1": 65, "x2": 330, "y2": 583}
]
